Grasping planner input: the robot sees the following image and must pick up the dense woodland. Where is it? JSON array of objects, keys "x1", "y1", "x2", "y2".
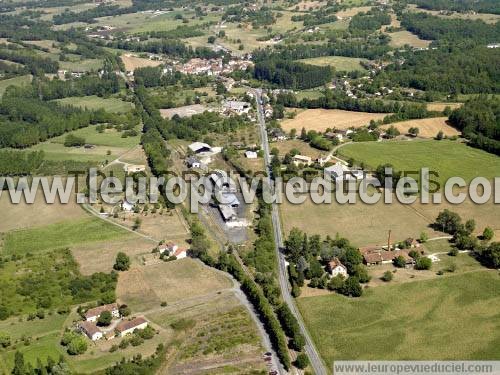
[
  {"x1": 449, "y1": 96, "x2": 500, "y2": 154},
  {"x1": 412, "y1": 0, "x2": 500, "y2": 14}
]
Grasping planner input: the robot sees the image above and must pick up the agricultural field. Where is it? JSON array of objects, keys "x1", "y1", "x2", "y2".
[
  {"x1": 289, "y1": 1, "x2": 326, "y2": 11},
  {"x1": 298, "y1": 56, "x2": 368, "y2": 72},
  {"x1": 55, "y1": 96, "x2": 134, "y2": 113},
  {"x1": 29, "y1": 142, "x2": 126, "y2": 163},
  {"x1": 408, "y1": 5, "x2": 500, "y2": 24},
  {"x1": 387, "y1": 30, "x2": 432, "y2": 48},
  {"x1": 121, "y1": 54, "x2": 163, "y2": 71},
  {"x1": 335, "y1": 6, "x2": 372, "y2": 18},
  {"x1": 297, "y1": 271, "x2": 500, "y2": 363},
  {"x1": 117, "y1": 258, "x2": 233, "y2": 311},
  {"x1": 51, "y1": 126, "x2": 141, "y2": 149},
  {"x1": 273, "y1": 139, "x2": 327, "y2": 159},
  {"x1": 426, "y1": 102, "x2": 462, "y2": 111},
  {"x1": 280, "y1": 108, "x2": 388, "y2": 133},
  {"x1": 148, "y1": 292, "x2": 268, "y2": 374},
  {"x1": 338, "y1": 139, "x2": 500, "y2": 184},
  {"x1": 380, "y1": 117, "x2": 460, "y2": 138},
  {"x1": 0, "y1": 75, "x2": 32, "y2": 97},
  {"x1": 281, "y1": 195, "x2": 443, "y2": 247}
]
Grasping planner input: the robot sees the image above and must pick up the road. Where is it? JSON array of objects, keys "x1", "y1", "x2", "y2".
[{"x1": 253, "y1": 89, "x2": 328, "y2": 375}]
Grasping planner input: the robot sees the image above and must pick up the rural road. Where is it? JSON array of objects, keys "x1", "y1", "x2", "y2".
[{"x1": 254, "y1": 89, "x2": 328, "y2": 375}]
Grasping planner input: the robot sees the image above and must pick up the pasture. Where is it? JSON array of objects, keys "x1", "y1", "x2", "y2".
[
  {"x1": 2, "y1": 217, "x2": 129, "y2": 256},
  {"x1": 426, "y1": 102, "x2": 462, "y2": 112},
  {"x1": 298, "y1": 56, "x2": 368, "y2": 72},
  {"x1": 29, "y1": 142, "x2": 126, "y2": 163},
  {"x1": 387, "y1": 30, "x2": 432, "y2": 48},
  {"x1": 55, "y1": 96, "x2": 134, "y2": 113},
  {"x1": 297, "y1": 271, "x2": 500, "y2": 364},
  {"x1": 280, "y1": 108, "x2": 388, "y2": 133},
  {"x1": 116, "y1": 258, "x2": 233, "y2": 311},
  {"x1": 0, "y1": 75, "x2": 32, "y2": 97},
  {"x1": 335, "y1": 6, "x2": 372, "y2": 18},
  {"x1": 273, "y1": 139, "x2": 327, "y2": 159},
  {"x1": 51, "y1": 126, "x2": 141, "y2": 149},
  {"x1": 338, "y1": 139, "x2": 500, "y2": 184},
  {"x1": 380, "y1": 117, "x2": 460, "y2": 138}
]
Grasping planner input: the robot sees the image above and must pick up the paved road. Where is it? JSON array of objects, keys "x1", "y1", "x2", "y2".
[{"x1": 253, "y1": 89, "x2": 328, "y2": 375}]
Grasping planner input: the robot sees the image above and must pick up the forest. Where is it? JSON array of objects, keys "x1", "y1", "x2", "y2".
[
  {"x1": 412, "y1": 0, "x2": 500, "y2": 14},
  {"x1": 449, "y1": 96, "x2": 500, "y2": 155},
  {"x1": 254, "y1": 59, "x2": 332, "y2": 89}
]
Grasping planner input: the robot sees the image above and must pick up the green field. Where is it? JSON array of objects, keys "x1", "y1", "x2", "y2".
[
  {"x1": 3, "y1": 217, "x2": 130, "y2": 255},
  {"x1": 59, "y1": 58, "x2": 104, "y2": 72},
  {"x1": 339, "y1": 140, "x2": 500, "y2": 185},
  {"x1": 29, "y1": 142, "x2": 125, "y2": 163},
  {"x1": 55, "y1": 96, "x2": 134, "y2": 113},
  {"x1": 299, "y1": 56, "x2": 368, "y2": 72},
  {"x1": 0, "y1": 75, "x2": 32, "y2": 97},
  {"x1": 297, "y1": 271, "x2": 500, "y2": 366}
]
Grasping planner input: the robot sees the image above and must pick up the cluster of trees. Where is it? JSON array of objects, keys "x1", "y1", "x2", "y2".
[
  {"x1": 0, "y1": 150, "x2": 44, "y2": 175},
  {"x1": 10, "y1": 351, "x2": 70, "y2": 375},
  {"x1": 222, "y1": 5, "x2": 276, "y2": 27},
  {"x1": 291, "y1": 5, "x2": 339, "y2": 27},
  {"x1": 107, "y1": 38, "x2": 223, "y2": 60},
  {"x1": 254, "y1": 37, "x2": 390, "y2": 63},
  {"x1": 285, "y1": 229, "x2": 366, "y2": 298},
  {"x1": 434, "y1": 210, "x2": 499, "y2": 267},
  {"x1": 0, "y1": 248, "x2": 117, "y2": 321},
  {"x1": 0, "y1": 44, "x2": 58, "y2": 74},
  {"x1": 138, "y1": 25, "x2": 205, "y2": 40},
  {"x1": 111, "y1": 325, "x2": 156, "y2": 351},
  {"x1": 413, "y1": 0, "x2": 500, "y2": 14},
  {"x1": 53, "y1": 4, "x2": 130, "y2": 24},
  {"x1": 400, "y1": 12, "x2": 500, "y2": 43},
  {"x1": 349, "y1": 9, "x2": 391, "y2": 33},
  {"x1": 217, "y1": 252, "x2": 291, "y2": 370},
  {"x1": 0, "y1": 91, "x2": 109, "y2": 148},
  {"x1": 377, "y1": 47, "x2": 500, "y2": 94},
  {"x1": 448, "y1": 96, "x2": 500, "y2": 155},
  {"x1": 61, "y1": 330, "x2": 87, "y2": 355},
  {"x1": 114, "y1": 252, "x2": 131, "y2": 271},
  {"x1": 254, "y1": 59, "x2": 332, "y2": 89}
]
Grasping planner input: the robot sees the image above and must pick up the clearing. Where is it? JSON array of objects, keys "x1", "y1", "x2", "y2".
[
  {"x1": 281, "y1": 108, "x2": 387, "y2": 133},
  {"x1": 297, "y1": 271, "x2": 500, "y2": 363},
  {"x1": 0, "y1": 75, "x2": 32, "y2": 97},
  {"x1": 387, "y1": 30, "x2": 431, "y2": 48},
  {"x1": 298, "y1": 56, "x2": 368, "y2": 72},
  {"x1": 380, "y1": 117, "x2": 460, "y2": 138},
  {"x1": 54, "y1": 96, "x2": 134, "y2": 113},
  {"x1": 121, "y1": 54, "x2": 163, "y2": 71}
]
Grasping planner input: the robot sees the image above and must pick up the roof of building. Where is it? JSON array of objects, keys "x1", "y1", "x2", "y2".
[
  {"x1": 224, "y1": 100, "x2": 250, "y2": 110},
  {"x1": 186, "y1": 156, "x2": 201, "y2": 165},
  {"x1": 79, "y1": 321, "x2": 101, "y2": 336},
  {"x1": 363, "y1": 250, "x2": 413, "y2": 264},
  {"x1": 116, "y1": 317, "x2": 147, "y2": 333},
  {"x1": 188, "y1": 142, "x2": 212, "y2": 153},
  {"x1": 84, "y1": 303, "x2": 119, "y2": 319},
  {"x1": 173, "y1": 248, "x2": 187, "y2": 257},
  {"x1": 293, "y1": 155, "x2": 312, "y2": 162},
  {"x1": 245, "y1": 150, "x2": 258, "y2": 158},
  {"x1": 220, "y1": 192, "x2": 240, "y2": 206},
  {"x1": 219, "y1": 204, "x2": 237, "y2": 221},
  {"x1": 328, "y1": 258, "x2": 346, "y2": 270}
]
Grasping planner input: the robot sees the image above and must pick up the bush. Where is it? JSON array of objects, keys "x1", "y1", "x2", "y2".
[
  {"x1": 482, "y1": 227, "x2": 494, "y2": 241},
  {"x1": 340, "y1": 277, "x2": 363, "y2": 297},
  {"x1": 294, "y1": 353, "x2": 309, "y2": 369},
  {"x1": 109, "y1": 344, "x2": 118, "y2": 352},
  {"x1": 67, "y1": 336, "x2": 87, "y2": 355},
  {"x1": 448, "y1": 248, "x2": 459, "y2": 256},
  {"x1": 114, "y1": 252, "x2": 130, "y2": 271},
  {"x1": 415, "y1": 257, "x2": 432, "y2": 270},
  {"x1": 381, "y1": 271, "x2": 393, "y2": 282},
  {"x1": 0, "y1": 332, "x2": 11, "y2": 348},
  {"x1": 130, "y1": 335, "x2": 144, "y2": 346},
  {"x1": 97, "y1": 311, "x2": 112, "y2": 326},
  {"x1": 393, "y1": 255, "x2": 407, "y2": 268},
  {"x1": 64, "y1": 134, "x2": 85, "y2": 147}
]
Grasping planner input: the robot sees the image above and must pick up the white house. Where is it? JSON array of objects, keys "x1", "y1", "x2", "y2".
[
  {"x1": 78, "y1": 321, "x2": 103, "y2": 341},
  {"x1": 223, "y1": 100, "x2": 251, "y2": 115},
  {"x1": 324, "y1": 163, "x2": 353, "y2": 181},
  {"x1": 84, "y1": 303, "x2": 120, "y2": 322},
  {"x1": 160, "y1": 242, "x2": 187, "y2": 259},
  {"x1": 122, "y1": 200, "x2": 134, "y2": 212},
  {"x1": 328, "y1": 258, "x2": 348, "y2": 278},
  {"x1": 188, "y1": 142, "x2": 213, "y2": 154},
  {"x1": 293, "y1": 155, "x2": 312, "y2": 167},
  {"x1": 124, "y1": 164, "x2": 146, "y2": 174},
  {"x1": 245, "y1": 150, "x2": 258, "y2": 159},
  {"x1": 115, "y1": 317, "x2": 148, "y2": 337}
]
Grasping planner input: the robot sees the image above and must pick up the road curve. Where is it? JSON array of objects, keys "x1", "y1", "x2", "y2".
[{"x1": 253, "y1": 89, "x2": 328, "y2": 375}]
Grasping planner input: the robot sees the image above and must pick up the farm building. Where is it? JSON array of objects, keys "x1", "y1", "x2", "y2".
[
  {"x1": 218, "y1": 204, "x2": 238, "y2": 222},
  {"x1": 85, "y1": 303, "x2": 120, "y2": 322},
  {"x1": 324, "y1": 163, "x2": 353, "y2": 181},
  {"x1": 269, "y1": 128, "x2": 287, "y2": 142},
  {"x1": 245, "y1": 150, "x2": 258, "y2": 159},
  {"x1": 124, "y1": 164, "x2": 146, "y2": 174},
  {"x1": 189, "y1": 142, "x2": 213, "y2": 154},
  {"x1": 327, "y1": 258, "x2": 348, "y2": 278},
  {"x1": 78, "y1": 321, "x2": 103, "y2": 341},
  {"x1": 362, "y1": 249, "x2": 414, "y2": 266},
  {"x1": 210, "y1": 170, "x2": 237, "y2": 193},
  {"x1": 160, "y1": 242, "x2": 187, "y2": 259},
  {"x1": 223, "y1": 100, "x2": 251, "y2": 115},
  {"x1": 115, "y1": 317, "x2": 148, "y2": 337}
]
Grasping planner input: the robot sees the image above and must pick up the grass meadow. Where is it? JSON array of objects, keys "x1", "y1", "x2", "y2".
[
  {"x1": 54, "y1": 96, "x2": 134, "y2": 113},
  {"x1": 298, "y1": 56, "x2": 368, "y2": 72},
  {"x1": 297, "y1": 271, "x2": 500, "y2": 365},
  {"x1": 338, "y1": 139, "x2": 500, "y2": 185},
  {"x1": 0, "y1": 75, "x2": 32, "y2": 97}
]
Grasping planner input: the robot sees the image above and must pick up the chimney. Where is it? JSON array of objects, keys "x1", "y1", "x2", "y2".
[{"x1": 387, "y1": 230, "x2": 392, "y2": 251}]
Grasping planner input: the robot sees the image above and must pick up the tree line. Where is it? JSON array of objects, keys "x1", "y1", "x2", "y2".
[
  {"x1": 412, "y1": 0, "x2": 500, "y2": 15},
  {"x1": 448, "y1": 95, "x2": 500, "y2": 155}
]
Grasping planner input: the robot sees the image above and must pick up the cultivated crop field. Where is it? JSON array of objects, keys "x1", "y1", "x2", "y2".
[
  {"x1": 298, "y1": 56, "x2": 368, "y2": 72},
  {"x1": 281, "y1": 108, "x2": 388, "y2": 132},
  {"x1": 380, "y1": 117, "x2": 460, "y2": 138},
  {"x1": 297, "y1": 271, "x2": 500, "y2": 363},
  {"x1": 121, "y1": 54, "x2": 163, "y2": 71},
  {"x1": 338, "y1": 139, "x2": 500, "y2": 184}
]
